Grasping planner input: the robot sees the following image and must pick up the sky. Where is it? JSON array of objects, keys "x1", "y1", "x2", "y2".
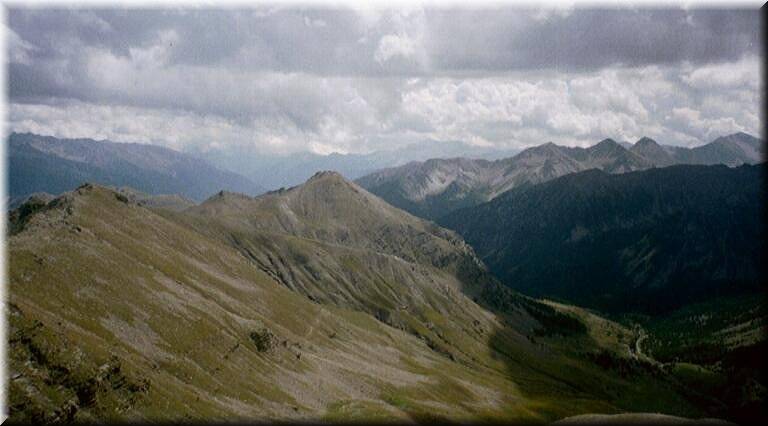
[{"x1": 4, "y1": 5, "x2": 763, "y2": 155}]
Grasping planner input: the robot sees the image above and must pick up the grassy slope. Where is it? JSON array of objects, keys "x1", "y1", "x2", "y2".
[{"x1": 7, "y1": 183, "x2": 708, "y2": 422}]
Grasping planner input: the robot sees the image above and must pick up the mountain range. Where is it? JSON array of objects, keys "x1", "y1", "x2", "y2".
[
  {"x1": 10, "y1": 131, "x2": 761, "y2": 217},
  {"x1": 9, "y1": 170, "x2": 750, "y2": 423},
  {"x1": 357, "y1": 132, "x2": 764, "y2": 220},
  {"x1": 5, "y1": 129, "x2": 766, "y2": 423},
  {"x1": 7, "y1": 132, "x2": 265, "y2": 208}
]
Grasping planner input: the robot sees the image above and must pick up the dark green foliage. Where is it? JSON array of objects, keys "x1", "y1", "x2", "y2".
[
  {"x1": 587, "y1": 350, "x2": 661, "y2": 378},
  {"x1": 249, "y1": 328, "x2": 276, "y2": 352},
  {"x1": 644, "y1": 295, "x2": 766, "y2": 364},
  {"x1": 441, "y1": 164, "x2": 766, "y2": 315},
  {"x1": 523, "y1": 300, "x2": 587, "y2": 337}
]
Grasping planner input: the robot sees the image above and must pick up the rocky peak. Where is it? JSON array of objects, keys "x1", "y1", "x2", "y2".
[
  {"x1": 712, "y1": 132, "x2": 762, "y2": 147},
  {"x1": 594, "y1": 138, "x2": 621, "y2": 148},
  {"x1": 635, "y1": 137, "x2": 660, "y2": 147},
  {"x1": 588, "y1": 138, "x2": 626, "y2": 156},
  {"x1": 307, "y1": 170, "x2": 345, "y2": 181},
  {"x1": 518, "y1": 141, "x2": 562, "y2": 158}
]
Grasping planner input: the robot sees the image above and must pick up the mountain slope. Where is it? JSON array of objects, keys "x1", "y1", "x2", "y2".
[
  {"x1": 174, "y1": 171, "x2": 570, "y2": 334},
  {"x1": 441, "y1": 163, "x2": 765, "y2": 315},
  {"x1": 7, "y1": 132, "x2": 265, "y2": 204},
  {"x1": 187, "y1": 171, "x2": 476, "y2": 269},
  {"x1": 357, "y1": 133, "x2": 763, "y2": 221},
  {"x1": 8, "y1": 179, "x2": 719, "y2": 422},
  {"x1": 11, "y1": 184, "x2": 508, "y2": 421}
]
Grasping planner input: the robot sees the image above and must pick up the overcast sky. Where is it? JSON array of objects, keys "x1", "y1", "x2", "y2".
[{"x1": 5, "y1": 6, "x2": 763, "y2": 155}]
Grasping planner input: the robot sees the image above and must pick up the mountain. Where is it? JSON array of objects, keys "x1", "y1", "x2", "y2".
[
  {"x1": 441, "y1": 163, "x2": 765, "y2": 315},
  {"x1": 629, "y1": 137, "x2": 678, "y2": 167},
  {"x1": 352, "y1": 157, "x2": 502, "y2": 222},
  {"x1": 357, "y1": 133, "x2": 763, "y2": 221},
  {"x1": 357, "y1": 138, "x2": 652, "y2": 220},
  {"x1": 8, "y1": 174, "x2": 732, "y2": 423},
  {"x1": 173, "y1": 170, "x2": 575, "y2": 331},
  {"x1": 682, "y1": 132, "x2": 763, "y2": 165},
  {"x1": 630, "y1": 132, "x2": 764, "y2": 167},
  {"x1": 201, "y1": 140, "x2": 519, "y2": 191},
  {"x1": 7, "y1": 132, "x2": 266, "y2": 205}
]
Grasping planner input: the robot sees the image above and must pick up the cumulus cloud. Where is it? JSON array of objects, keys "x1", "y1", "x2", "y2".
[
  {"x1": 374, "y1": 34, "x2": 417, "y2": 64},
  {"x1": 682, "y1": 55, "x2": 760, "y2": 90},
  {"x1": 399, "y1": 60, "x2": 759, "y2": 148},
  {"x1": 5, "y1": 7, "x2": 763, "y2": 155}
]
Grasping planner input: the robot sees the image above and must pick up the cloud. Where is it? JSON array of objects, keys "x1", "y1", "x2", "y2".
[
  {"x1": 9, "y1": 101, "x2": 315, "y2": 153},
  {"x1": 6, "y1": 27, "x2": 37, "y2": 65},
  {"x1": 397, "y1": 62, "x2": 759, "y2": 148},
  {"x1": 666, "y1": 107, "x2": 747, "y2": 143},
  {"x1": 682, "y1": 55, "x2": 760, "y2": 90},
  {"x1": 374, "y1": 34, "x2": 417, "y2": 64},
  {"x1": 424, "y1": 8, "x2": 760, "y2": 73},
  {"x1": 11, "y1": 8, "x2": 758, "y2": 77},
  {"x1": 5, "y1": 7, "x2": 763, "y2": 155},
  {"x1": 304, "y1": 16, "x2": 327, "y2": 28}
]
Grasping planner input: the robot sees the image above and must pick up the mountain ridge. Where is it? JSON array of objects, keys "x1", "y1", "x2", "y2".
[
  {"x1": 8, "y1": 132, "x2": 266, "y2": 206},
  {"x1": 357, "y1": 132, "x2": 763, "y2": 221}
]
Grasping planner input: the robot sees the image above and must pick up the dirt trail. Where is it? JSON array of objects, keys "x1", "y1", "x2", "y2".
[
  {"x1": 628, "y1": 326, "x2": 665, "y2": 367},
  {"x1": 635, "y1": 331, "x2": 648, "y2": 358}
]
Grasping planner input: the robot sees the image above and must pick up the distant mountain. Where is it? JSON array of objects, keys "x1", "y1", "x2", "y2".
[
  {"x1": 7, "y1": 132, "x2": 265, "y2": 205},
  {"x1": 357, "y1": 133, "x2": 763, "y2": 221},
  {"x1": 357, "y1": 138, "x2": 653, "y2": 220},
  {"x1": 440, "y1": 163, "x2": 765, "y2": 315},
  {"x1": 681, "y1": 132, "x2": 763, "y2": 165},
  {"x1": 629, "y1": 137, "x2": 678, "y2": 167},
  {"x1": 200, "y1": 140, "x2": 519, "y2": 191},
  {"x1": 630, "y1": 132, "x2": 764, "y2": 167}
]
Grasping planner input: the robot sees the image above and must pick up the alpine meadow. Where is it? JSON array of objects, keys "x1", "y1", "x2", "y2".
[{"x1": 2, "y1": 3, "x2": 766, "y2": 425}]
